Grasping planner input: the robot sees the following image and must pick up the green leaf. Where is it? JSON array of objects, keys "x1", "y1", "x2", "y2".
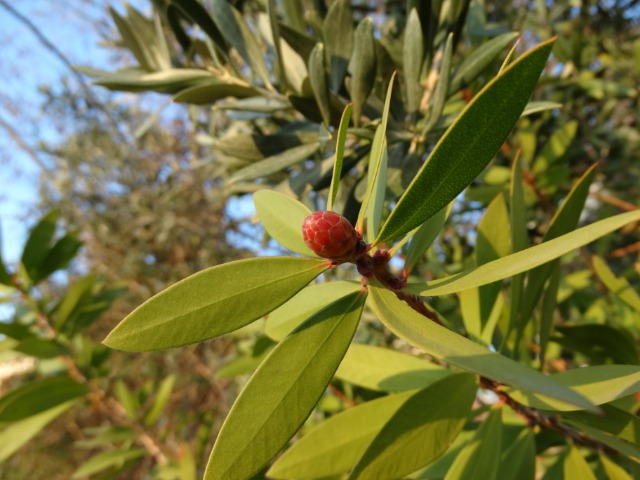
[
  {"x1": 507, "y1": 365, "x2": 640, "y2": 411},
  {"x1": 564, "y1": 418, "x2": 640, "y2": 461},
  {"x1": 253, "y1": 190, "x2": 315, "y2": 256},
  {"x1": 403, "y1": 8, "x2": 424, "y2": 115},
  {"x1": 115, "y1": 380, "x2": 139, "y2": 419},
  {"x1": 444, "y1": 409, "x2": 503, "y2": 480},
  {"x1": 533, "y1": 120, "x2": 578, "y2": 174},
  {"x1": 599, "y1": 453, "x2": 634, "y2": 480},
  {"x1": 497, "y1": 428, "x2": 535, "y2": 480},
  {"x1": 562, "y1": 404, "x2": 640, "y2": 447},
  {"x1": 368, "y1": 284, "x2": 594, "y2": 410},
  {"x1": 265, "y1": 281, "x2": 361, "y2": 341},
  {"x1": 209, "y1": 0, "x2": 271, "y2": 87},
  {"x1": 54, "y1": 274, "x2": 99, "y2": 330},
  {"x1": 521, "y1": 101, "x2": 562, "y2": 116},
  {"x1": 229, "y1": 142, "x2": 320, "y2": 184},
  {"x1": 204, "y1": 290, "x2": 366, "y2": 480},
  {"x1": 422, "y1": 32, "x2": 454, "y2": 135},
  {"x1": 348, "y1": 18, "x2": 376, "y2": 126},
  {"x1": 563, "y1": 445, "x2": 597, "y2": 480},
  {"x1": 323, "y1": 0, "x2": 354, "y2": 92},
  {"x1": 327, "y1": 104, "x2": 353, "y2": 211},
  {"x1": 172, "y1": 80, "x2": 259, "y2": 104},
  {"x1": 144, "y1": 375, "x2": 176, "y2": 426},
  {"x1": 0, "y1": 221, "x2": 12, "y2": 286},
  {"x1": 104, "y1": 257, "x2": 328, "y2": 351},
  {"x1": 357, "y1": 72, "x2": 395, "y2": 237},
  {"x1": 403, "y1": 204, "x2": 450, "y2": 274},
  {"x1": 21, "y1": 209, "x2": 59, "y2": 282},
  {"x1": 449, "y1": 31, "x2": 520, "y2": 93},
  {"x1": 335, "y1": 343, "x2": 450, "y2": 392},
  {"x1": 0, "y1": 401, "x2": 75, "y2": 462},
  {"x1": 0, "y1": 375, "x2": 88, "y2": 422},
  {"x1": 349, "y1": 373, "x2": 477, "y2": 480},
  {"x1": 552, "y1": 324, "x2": 639, "y2": 365},
  {"x1": 13, "y1": 338, "x2": 69, "y2": 359},
  {"x1": 376, "y1": 38, "x2": 556, "y2": 244},
  {"x1": 308, "y1": 43, "x2": 331, "y2": 125},
  {"x1": 406, "y1": 210, "x2": 640, "y2": 297},
  {"x1": 593, "y1": 255, "x2": 640, "y2": 312},
  {"x1": 268, "y1": 389, "x2": 419, "y2": 479},
  {"x1": 33, "y1": 232, "x2": 82, "y2": 283},
  {"x1": 170, "y1": 0, "x2": 228, "y2": 54},
  {"x1": 72, "y1": 448, "x2": 145, "y2": 479}
]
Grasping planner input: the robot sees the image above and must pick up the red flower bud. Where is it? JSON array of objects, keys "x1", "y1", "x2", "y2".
[{"x1": 302, "y1": 211, "x2": 359, "y2": 259}]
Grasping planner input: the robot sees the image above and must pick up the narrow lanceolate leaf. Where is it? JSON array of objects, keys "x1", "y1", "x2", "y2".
[
  {"x1": 368, "y1": 285, "x2": 594, "y2": 410},
  {"x1": 497, "y1": 429, "x2": 535, "y2": 480},
  {"x1": 323, "y1": 0, "x2": 354, "y2": 92},
  {"x1": 349, "y1": 373, "x2": 477, "y2": 480},
  {"x1": 21, "y1": 209, "x2": 59, "y2": 282},
  {"x1": 229, "y1": 142, "x2": 320, "y2": 184},
  {"x1": 0, "y1": 401, "x2": 76, "y2": 462},
  {"x1": 205, "y1": 290, "x2": 366, "y2": 480},
  {"x1": 335, "y1": 343, "x2": 449, "y2": 392},
  {"x1": 406, "y1": 210, "x2": 640, "y2": 297},
  {"x1": 506, "y1": 365, "x2": 640, "y2": 411},
  {"x1": 592, "y1": 255, "x2": 640, "y2": 312},
  {"x1": 170, "y1": 0, "x2": 227, "y2": 54},
  {"x1": 327, "y1": 104, "x2": 353, "y2": 211},
  {"x1": 564, "y1": 446, "x2": 597, "y2": 480},
  {"x1": 348, "y1": 18, "x2": 376, "y2": 126},
  {"x1": 269, "y1": 389, "x2": 418, "y2": 479},
  {"x1": 562, "y1": 404, "x2": 640, "y2": 447},
  {"x1": 599, "y1": 453, "x2": 634, "y2": 480},
  {"x1": 376, "y1": 38, "x2": 556, "y2": 244},
  {"x1": 71, "y1": 448, "x2": 145, "y2": 479},
  {"x1": 254, "y1": 190, "x2": 315, "y2": 256},
  {"x1": 308, "y1": 43, "x2": 331, "y2": 125},
  {"x1": 421, "y1": 33, "x2": 454, "y2": 135},
  {"x1": 444, "y1": 409, "x2": 503, "y2": 480},
  {"x1": 103, "y1": 257, "x2": 328, "y2": 351},
  {"x1": 0, "y1": 375, "x2": 89, "y2": 422},
  {"x1": 403, "y1": 8, "x2": 424, "y2": 115}
]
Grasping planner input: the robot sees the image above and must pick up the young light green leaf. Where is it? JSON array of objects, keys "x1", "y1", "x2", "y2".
[
  {"x1": 376, "y1": 38, "x2": 556, "y2": 244},
  {"x1": 564, "y1": 445, "x2": 597, "y2": 480},
  {"x1": 349, "y1": 373, "x2": 477, "y2": 480},
  {"x1": 449, "y1": 31, "x2": 520, "y2": 93},
  {"x1": 144, "y1": 375, "x2": 176, "y2": 426},
  {"x1": 599, "y1": 454, "x2": 634, "y2": 480},
  {"x1": 253, "y1": 190, "x2": 315, "y2": 256},
  {"x1": 205, "y1": 290, "x2": 366, "y2": 480},
  {"x1": 368, "y1": 284, "x2": 594, "y2": 410},
  {"x1": 104, "y1": 257, "x2": 328, "y2": 351},
  {"x1": 593, "y1": 255, "x2": 640, "y2": 312},
  {"x1": 327, "y1": 103, "x2": 353, "y2": 211},
  {"x1": 323, "y1": 0, "x2": 354, "y2": 92},
  {"x1": 506, "y1": 365, "x2": 640, "y2": 411},
  {"x1": 349, "y1": 18, "x2": 376, "y2": 126},
  {"x1": 0, "y1": 401, "x2": 75, "y2": 462},
  {"x1": 403, "y1": 8, "x2": 424, "y2": 115},
  {"x1": 357, "y1": 72, "x2": 396, "y2": 236},
  {"x1": 72, "y1": 448, "x2": 146, "y2": 479},
  {"x1": 0, "y1": 375, "x2": 89, "y2": 422},
  {"x1": 335, "y1": 343, "x2": 449, "y2": 392},
  {"x1": 229, "y1": 142, "x2": 320, "y2": 184},
  {"x1": 406, "y1": 210, "x2": 640, "y2": 297},
  {"x1": 308, "y1": 43, "x2": 332, "y2": 125},
  {"x1": 444, "y1": 409, "x2": 503, "y2": 480},
  {"x1": 268, "y1": 389, "x2": 419, "y2": 479},
  {"x1": 265, "y1": 281, "x2": 361, "y2": 341}
]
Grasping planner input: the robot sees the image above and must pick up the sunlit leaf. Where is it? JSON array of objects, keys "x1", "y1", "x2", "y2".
[
  {"x1": 349, "y1": 18, "x2": 376, "y2": 125},
  {"x1": 144, "y1": 375, "x2": 176, "y2": 426},
  {"x1": 406, "y1": 210, "x2": 640, "y2": 297},
  {"x1": 368, "y1": 284, "x2": 594, "y2": 410},
  {"x1": 349, "y1": 373, "x2": 477, "y2": 480},
  {"x1": 72, "y1": 448, "x2": 145, "y2": 479},
  {"x1": 421, "y1": 33, "x2": 453, "y2": 135},
  {"x1": 377, "y1": 38, "x2": 556, "y2": 243},
  {"x1": 205, "y1": 290, "x2": 366, "y2": 480},
  {"x1": 599, "y1": 453, "x2": 634, "y2": 480},
  {"x1": 562, "y1": 404, "x2": 640, "y2": 447},
  {"x1": 254, "y1": 190, "x2": 315, "y2": 256},
  {"x1": 335, "y1": 343, "x2": 449, "y2": 392},
  {"x1": 592, "y1": 256, "x2": 640, "y2": 312},
  {"x1": 403, "y1": 8, "x2": 424, "y2": 115},
  {"x1": 563, "y1": 445, "x2": 597, "y2": 480},
  {"x1": 104, "y1": 257, "x2": 328, "y2": 351},
  {"x1": 309, "y1": 43, "x2": 331, "y2": 125},
  {"x1": 327, "y1": 104, "x2": 353, "y2": 211}
]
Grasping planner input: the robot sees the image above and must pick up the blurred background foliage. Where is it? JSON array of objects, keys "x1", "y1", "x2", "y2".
[{"x1": 0, "y1": 0, "x2": 638, "y2": 478}]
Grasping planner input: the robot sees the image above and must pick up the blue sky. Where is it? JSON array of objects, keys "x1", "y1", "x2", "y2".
[{"x1": 0, "y1": 1, "x2": 140, "y2": 264}]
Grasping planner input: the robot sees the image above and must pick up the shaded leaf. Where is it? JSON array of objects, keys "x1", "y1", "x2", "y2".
[
  {"x1": 0, "y1": 376, "x2": 88, "y2": 422},
  {"x1": 498, "y1": 428, "x2": 535, "y2": 480},
  {"x1": 323, "y1": 0, "x2": 354, "y2": 92},
  {"x1": 377, "y1": 38, "x2": 555, "y2": 243},
  {"x1": 562, "y1": 404, "x2": 640, "y2": 447},
  {"x1": 403, "y1": 8, "x2": 424, "y2": 115},
  {"x1": 368, "y1": 284, "x2": 594, "y2": 410},
  {"x1": 552, "y1": 323, "x2": 639, "y2": 365},
  {"x1": 421, "y1": 32, "x2": 454, "y2": 135},
  {"x1": 350, "y1": 373, "x2": 477, "y2": 480},
  {"x1": 204, "y1": 290, "x2": 366, "y2": 480},
  {"x1": 170, "y1": 0, "x2": 228, "y2": 53},
  {"x1": 21, "y1": 209, "x2": 59, "y2": 283},
  {"x1": 348, "y1": 19, "x2": 376, "y2": 125},
  {"x1": 13, "y1": 338, "x2": 69, "y2": 359},
  {"x1": 254, "y1": 190, "x2": 315, "y2": 256},
  {"x1": 104, "y1": 257, "x2": 328, "y2": 351},
  {"x1": 308, "y1": 43, "x2": 331, "y2": 125},
  {"x1": 327, "y1": 104, "x2": 353, "y2": 211},
  {"x1": 172, "y1": 80, "x2": 259, "y2": 104},
  {"x1": 406, "y1": 210, "x2": 640, "y2": 297}
]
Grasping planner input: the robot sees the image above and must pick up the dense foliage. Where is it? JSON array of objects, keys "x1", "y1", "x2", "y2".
[{"x1": 0, "y1": 1, "x2": 639, "y2": 479}]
